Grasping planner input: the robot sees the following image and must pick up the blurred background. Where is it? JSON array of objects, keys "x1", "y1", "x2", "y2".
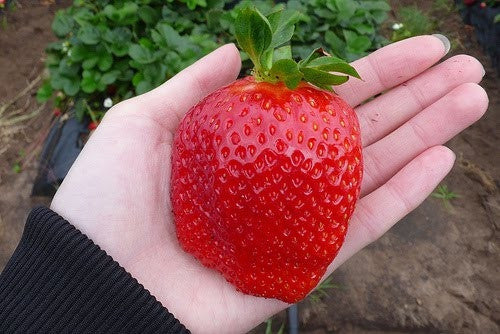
[{"x1": 0, "y1": 0, "x2": 498, "y2": 333}]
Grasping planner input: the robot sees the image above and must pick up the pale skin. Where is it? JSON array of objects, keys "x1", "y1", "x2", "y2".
[{"x1": 51, "y1": 35, "x2": 488, "y2": 334}]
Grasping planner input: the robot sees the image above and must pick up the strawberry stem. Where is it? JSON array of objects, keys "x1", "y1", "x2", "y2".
[{"x1": 234, "y1": 7, "x2": 361, "y2": 91}]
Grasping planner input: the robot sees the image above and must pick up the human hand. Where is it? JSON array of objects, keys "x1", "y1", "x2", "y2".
[{"x1": 51, "y1": 35, "x2": 488, "y2": 334}]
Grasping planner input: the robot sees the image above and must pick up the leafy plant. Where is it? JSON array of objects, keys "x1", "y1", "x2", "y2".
[
  {"x1": 265, "y1": 318, "x2": 285, "y2": 334},
  {"x1": 38, "y1": 0, "x2": 390, "y2": 123},
  {"x1": 432, "y1": 184, "x2": 460, "y2": 208},
  {"x1": 391, "y1": 6, "x2": 436, "y2": 42},
  {"x1": 11, "y1": 149, "x2": 25, "y2": 174},
  {"x1": 433, "y1": 0, "x2": 454, "y2": 12},
  {"x1": 0, "y1": 0, "x2": 18, "y2": 27},
  {"x1": 309, "y1": 276, "x2": 340, "y2": 303},
  {"x1": 12, "y1": 162, "x2": 21, "y2": 173}
]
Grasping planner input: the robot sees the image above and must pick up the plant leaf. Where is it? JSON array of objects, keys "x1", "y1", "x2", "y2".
[
  {"x1": 306, "y1": 57, "x2": 360, "y2": 78},
  {"x1": 128, "y1": 44, "x2": 157, "y2": 64},
  {"x1": 63, "y1": 79, "x2": 80, "y2": 96},
  {"x1": 235, "y1": 7, "x2": 272, "y2": 68},
  {"x1": 325, "y1": 30, "x2": 346, "y2": 54},
  {"x1": 36, "y1": 82, "x2": 53, "y2": 103},
  {"x1": 73, "y1": 8, "x2": 94, "y2": 26},
  {"x1": 333, "y1": 0, "x2": 357, "y2": 20},
  {"x1": 52, "y1": 12, "x2": 74, "y2": 37},
  {"x1": 301, "y1": 68, "x2": 349, "y2": 91},
  {"x1": 97, "y1": 52, "x2": 113, "y2": 71},
  {"x1": 100, "y1": 70, "x2": 120, "y2": 85},
  {"x1": 77, "y1": 25, "x2": 100, "y2": 45},
  {"x1": 344, "y1": 30, "x2": 371, "y2": 53},
  {"x1": 300, "y1": 48, "x2": 330, "y2": 67},
  {"x1": 265, "y1": 319, "x2": 272, "y2": 334},
  {"x1": 138, "y1": 5, "x2": 160, "y2": 25},
  {"x1": 267, "y1": 9, "x2": 299, "y2": 48},
  {"x1": 81, "y1": 70, "x2": 100, "y2": 93},
  {"x1": 269, "y1": 59, "x2": 303, "y2": 89},
  {"x1": 103, "y1": 3, "x2": 139, "y2": 26},
  {"x1": 273, "y1": 45, "x2": 292, "y2": 62},
  {"x1": 103, "y1": 27, "x2": 132, "y2": 56},
  {"x1": 74, "y1": 99, "x2": 86, "y2": 122}
]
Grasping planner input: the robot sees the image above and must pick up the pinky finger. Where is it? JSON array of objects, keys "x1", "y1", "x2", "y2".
[{"x1": 328, "y1": 145, "x2": 456, "y2": 272}]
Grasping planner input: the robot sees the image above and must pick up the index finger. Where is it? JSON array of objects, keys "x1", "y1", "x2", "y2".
[{"x1": 337, "y1": 35, "x2": 447, "y2": 106}]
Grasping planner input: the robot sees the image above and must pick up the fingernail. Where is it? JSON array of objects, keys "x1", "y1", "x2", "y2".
[
  {"x1": 433, "y1": 34, "x2": 451, "y2": 55},
  {"x1": 481, "y1": 67, "x2": 486, "y2": 77}
]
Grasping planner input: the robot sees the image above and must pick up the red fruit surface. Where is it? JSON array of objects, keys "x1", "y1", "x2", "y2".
[
  {"x1": 88, "y1": 121, "x2": 98, "y2": 130},
  {"x1": 171, "y1": 77, "x2": 363, "y2": 303},
  {"x1": 53, "y1": 108, "x2": 61, "y2": 117}
]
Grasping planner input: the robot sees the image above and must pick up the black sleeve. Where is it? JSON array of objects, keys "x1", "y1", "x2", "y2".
[{"x1": 0, "y1": 207, "x2": 190, "y2": 334}]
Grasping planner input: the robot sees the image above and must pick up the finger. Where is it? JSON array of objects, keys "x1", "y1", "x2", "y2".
[
  {"x1": 361, "y1": 83, "x2": 488, "y2": 196},
  {"x1": 116, "y1": 44, "x2": 241, "y2": 130},
  {"x1": 357, "y1": 55, "x2": 485, "y2": 146},
  {"x1": 336, "y1": 35, "x2": 447, "y2": 107},
  {"x1": 329, "y1": 146, "x2": 456, "y2": 271}
]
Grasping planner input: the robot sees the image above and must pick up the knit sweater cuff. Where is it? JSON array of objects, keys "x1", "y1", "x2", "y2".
[{"x1": 0, "y1": 206, "x2": 189, "y2": 334}]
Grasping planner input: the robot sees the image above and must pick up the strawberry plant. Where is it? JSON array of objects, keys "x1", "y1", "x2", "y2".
[
  {"x1": 0, "y1": 0, "x2": 16, "y2": 27},
  {"x1": 265, "y1": 318, "x2": 285, "y2": 334},
  {"x1": 171, "y1": 7, "x2": 363, "y2": 303},
  {"x1": 308, "y1": 276, "x2": 340, "y2": 303},
  {"x1": 432, "y1": 184, "x2": 460, "y2": 208},
  {"x1": 37, "y1": 0, "x2": 389, "y2": 123},
  {"x1": 391, "y1": 6, "x2": 436, "y2": 42}
]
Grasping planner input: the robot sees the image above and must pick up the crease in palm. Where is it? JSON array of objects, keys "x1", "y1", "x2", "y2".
[{"x1": 51, "y1": 36, "x2": 487, "y2": 334}]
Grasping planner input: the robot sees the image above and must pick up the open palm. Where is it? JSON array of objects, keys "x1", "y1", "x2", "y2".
[{"x1": 51, "y1": 36, "x2": 487, "y2": 334}]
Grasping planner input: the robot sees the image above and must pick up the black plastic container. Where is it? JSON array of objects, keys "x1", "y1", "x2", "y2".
[{"x1": 32, "y1": 115, "x2": 88, "y2": 196}]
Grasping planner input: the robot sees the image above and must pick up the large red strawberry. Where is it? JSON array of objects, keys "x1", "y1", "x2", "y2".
[{"x1": 171, "y1": 7, "x2": 363, "y2": 303}]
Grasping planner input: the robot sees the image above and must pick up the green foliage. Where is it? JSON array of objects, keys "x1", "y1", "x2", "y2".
[
  {"x1": 234, "y1": 8, "x2": 360, "y2": 90},
  {"x1": 432, "y1": 0, "x2": 453, "y2": 12},
  {"x1": 290, "y1": 0, "x2": 390, "y2": 61},
  {"x1": 432, "y1": 184, "x2": 460, "y2": 208},
  {"x1": 265, "y1": 318, "x2": 285, "y2": 334},
  {"x1": 39, "y1": 0, "x2": 389, "y2": 121},
  {"x1": 12, "y1": 162, "x2": 21, "y2": 174},
  {"x1": 11, "y1": 149, "x2": 24, "y2": 174},
  {"x1": 391, "y1": 6, "x2": 436, "y2": 42},
  {"x1": 1, "y1": 0, "x2": 19, "y2": 27},
  {"x1": 309, "y1": 276, "x2": 340, "y2": 303}
]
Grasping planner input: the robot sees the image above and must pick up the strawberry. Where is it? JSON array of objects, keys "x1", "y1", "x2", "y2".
[
  {"x1": 88, "y1": 121, "x2": 99, "y2": 131},
  {"x1": 171, "y1": 7, "x2": 363, "y2": 303}
]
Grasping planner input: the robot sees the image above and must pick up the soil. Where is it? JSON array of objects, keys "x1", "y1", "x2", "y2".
[
  {"x1": 0, "y1": 1, "x2": 498, "y2": 333},
  {"x1": 0, "y1": 0, "x2": 71, "y2": 270}
]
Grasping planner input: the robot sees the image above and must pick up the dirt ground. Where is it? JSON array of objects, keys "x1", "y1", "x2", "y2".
[
  {"x1": 0, "y1": 1, "x2": 498, "y2": 333},
  {"x1": 0, "y1": 0, "x2": 70, "y2": 272}
]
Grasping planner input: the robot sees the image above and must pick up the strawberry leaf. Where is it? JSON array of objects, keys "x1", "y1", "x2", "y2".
[
  {"x1": 299, "y1": 48, "x2": 330, "y2": 67},
  {"x1": 234, "y1": 7, "x2": 361, "y2": 91},
  {"x1": 305, "y1": 57, "x2": 361, "y2": 79},
  {"x1": 301, "y1": 68, "x2": 349, "y2": 91},
  {"x1": 235, "y1": 7, "x2": 272, "y2": 72},
  {"x1": 269, "y1": 59, "x2": 303, "y2": 89},
  {"x1": 267, "y1": 9, "x2": 299, "y2": 48},
  {"x1": 273, "y1": 45, "x2": 292, "y2": 62}
]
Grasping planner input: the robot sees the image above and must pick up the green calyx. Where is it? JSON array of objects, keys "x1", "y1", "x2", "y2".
[{"x1": 235, "y1": 7, "x2": 361, "y2": 91}]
